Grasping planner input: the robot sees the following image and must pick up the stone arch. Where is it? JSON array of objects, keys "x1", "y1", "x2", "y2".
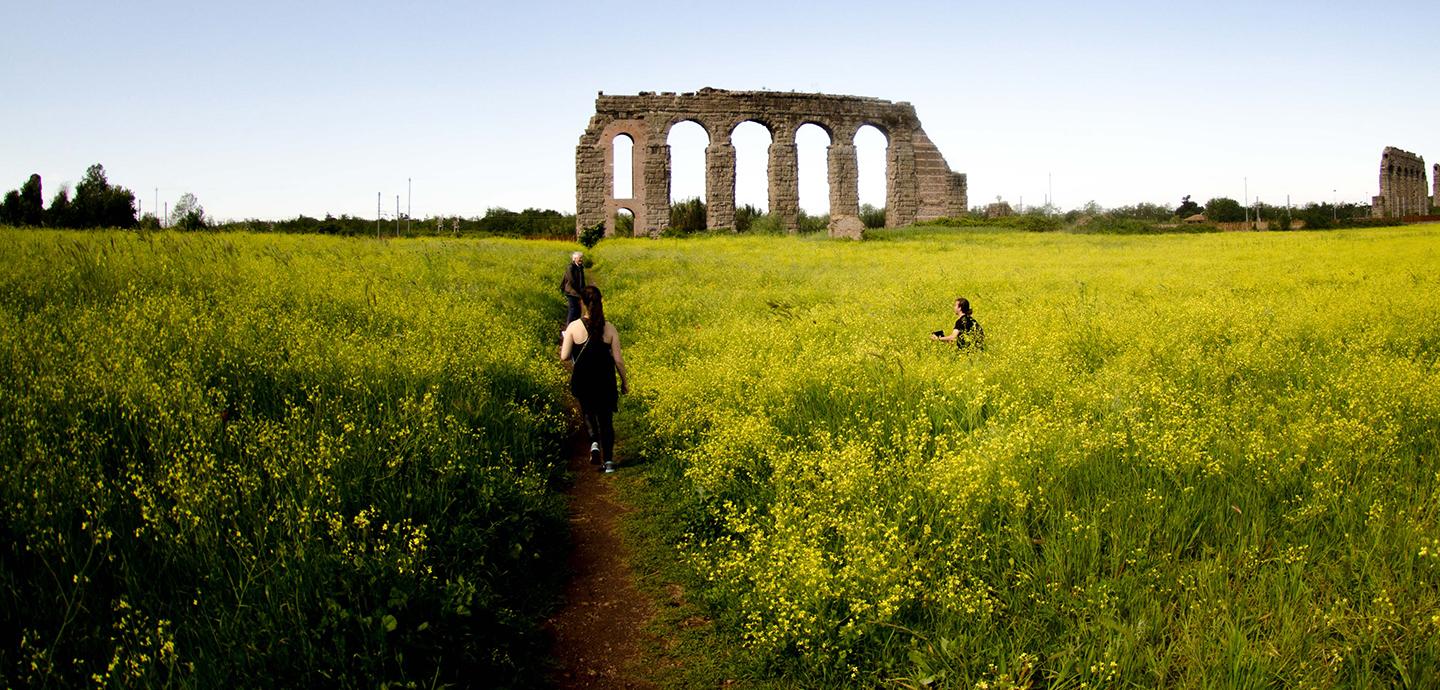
[
  {"x1": 793, "y1": 119, "x2": 835, "y2": 141},
  {"x1": 731, "y1": 120, "x2": 772, "y2": 215},
  {"x1": 666, "y1": 119, "x2": 710, "y2": 206},
  {"x1": 795, "y1": 122, "x2": 833, "y2": 218},
  {"x1": 612, "y1": 133, "x2": 634, "y2": 199},
  {"x1": 856, "y1": 119, "x2": 892, "y2": 143},
  {"x1": 576, "y1": 89, "x2": 968, "y2": 237},
  {"x1": 598, "y1": 119, "x2": 647, "y2": 237},
  {"x1": 727, "y1": 117, "x2": 776, "y2": 139},
  {"x1": 613, "y1": 206, "x2": 636, "y2": 237},
  {"x1": 854, "y1": 123, "x2": 889, "y2": 214}
]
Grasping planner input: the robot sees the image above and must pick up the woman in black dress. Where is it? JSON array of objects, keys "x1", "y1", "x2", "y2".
[{"x1": 559, "y1": 285, "x2": 630, "y2": 472}]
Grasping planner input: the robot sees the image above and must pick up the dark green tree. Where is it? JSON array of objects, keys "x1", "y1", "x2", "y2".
[
  {"x1": 47, "y1": 187, "x2": 72, "y2": 227},
  {"x1": 171, "y1": 192, "x2": 207, "y2": 230},
  {"x1": 72, "y1": 164, "x2": 137, "y2": 228},
  {"x1": 0, "y1": 190, "x2": 20, "y2": 226},
  {"x1": 613, "y1": 211, "x2": 634, "y2": 237},
  {"x1": 474, "y1": 207, "x2": 574, "y2": 237},
  {"x1": 734, "y1": 204, "x2": 764, "y2": 232},
  {"x1": 859, "y1": 203, "x2": 886, "y2": 229},
  {"x1": 668, "y1": 197, "x2": 707, "y2": 233},
  {"x1": 1, "y1": 174, "x2": 46, "y2": 226},
  {"x1": 1175, "y1": 195, "x2": 1203, "y2": 218},
  {"x1": 19, "y1": 174, "x2": 45, "y2": 225},
  {"x1": 1204, "y1": 197, "x2": 1245, "y2": 222}
]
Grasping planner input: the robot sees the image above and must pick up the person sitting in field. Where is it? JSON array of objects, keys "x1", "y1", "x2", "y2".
[
  {"x1": 931, "y1": 296, "x2": 985, "y2": 350},
  {"x1": 559, "y1": 285, "x2": 630, "y2": 473}
]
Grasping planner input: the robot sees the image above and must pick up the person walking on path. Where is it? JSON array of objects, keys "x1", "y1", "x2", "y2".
[
  {"x1": 561, "y1": 251, "x2": 587, "y2": 324},
  {"x1": 560, "y1": 286, "x2": 630, "y2": 473},
  {"x1": 932, "y1": 296, "x2": 985, "y2": 350}
]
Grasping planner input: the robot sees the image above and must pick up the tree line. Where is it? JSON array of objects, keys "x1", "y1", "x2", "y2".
[
  {"x1": 221, "y1": 207, "x2": 575, "y2": 238},
  {"x1": 0, "y1": 167, "x2": 1402, "y2": 237},
  {"x1": 0, "y1": 167, "x2": 574, "y2": 238},
  {"x1": 1, "y1": 165, "x2": 139, "y2": 229}
]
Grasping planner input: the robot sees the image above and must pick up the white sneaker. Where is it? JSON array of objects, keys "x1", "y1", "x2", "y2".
[
  {"x1": 589, "y1": 442, "x2": 601, "y2": 465},
  {"x1": 603, "y1": 460, "x2": 615, "y2": 473}
]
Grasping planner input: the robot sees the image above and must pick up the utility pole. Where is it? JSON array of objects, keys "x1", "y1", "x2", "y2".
[
  {"x1": 407, "y1": 177, "x2": 412, "y2": 236},
  {"x1": 396, "y1": 196, "x2": 400, "y2": 237},
  {"x1": 1333, "y1": 189, "x2": 1338, "y2": 222},
  {"x1": 377, "y1": 192, "x2": 381, "y2": 238},
  {"x1": 154, "y1": 187, "x2": 158, "y2": 225},
  {"x1": 1243, "y1": 177, "x2": 1249, "y2": 226}
]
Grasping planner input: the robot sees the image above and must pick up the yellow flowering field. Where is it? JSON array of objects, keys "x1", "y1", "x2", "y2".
[
  {"x1": 4, "y1": 224, "x2": 1437, "y2": 687},
  {"x1": 0, "y1": 229, "x2": 572, "y2": 686},
  {"x1": 595, "y1": 226, "x2": 1440, "y2": 687}
]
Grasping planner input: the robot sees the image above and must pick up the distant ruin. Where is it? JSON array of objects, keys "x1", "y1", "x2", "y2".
[
  {"x1": 575, "y1": 88, "x2": 967, "y2": 238},
  {"x1": 1372, "y1": 147, "x2": 1429, "y2": 218}
]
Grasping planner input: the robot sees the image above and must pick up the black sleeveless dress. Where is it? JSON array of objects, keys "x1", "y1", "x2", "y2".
[{"x1": 570, "y1": 331, "x2": 618, "y2": 412}]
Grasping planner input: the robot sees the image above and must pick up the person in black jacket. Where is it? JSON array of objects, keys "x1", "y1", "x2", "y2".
[
  {"x1": 932, "y1": 296, "x2": 985, "y2": 350},
  {"x1": 560, "y1": 251, "x2": 586, "y2": 323}
]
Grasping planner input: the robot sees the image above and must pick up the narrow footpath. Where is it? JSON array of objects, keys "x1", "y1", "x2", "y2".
[{"x1": 544, "y1": 423, "x2": 660, "y2": 690}]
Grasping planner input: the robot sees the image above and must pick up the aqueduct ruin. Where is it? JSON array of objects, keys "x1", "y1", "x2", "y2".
[
  {"x1": 1372, "y1": 146, "x2": 1429, "y2": 218},
  {"x1": 575, "y1": 88, "x2": 967, "y2": 238}
]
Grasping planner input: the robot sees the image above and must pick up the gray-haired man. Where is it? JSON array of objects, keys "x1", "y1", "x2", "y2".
[{"x1": 560, "y1": 251, "x2": 586, "y2": 323}]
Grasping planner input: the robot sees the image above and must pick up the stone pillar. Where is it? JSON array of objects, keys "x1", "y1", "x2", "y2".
[
  {"x1": 641, "y1": 144, "x2": 671, "y2": 237},
  {"x1": 706, "y1": 141, "x2": 737, "y2": 231},
  {"x1": 886, "y1": 131, "x2": 918, "y2": 227},
  {"x1": 768, "y1": 127, "x2": 800, "y2": 233},
  {"x1": 827, "y1": 143, "x2": 859, "y2": 220},
  {"x1": 1433, "y1": 164, "x2": 1439, "y2": 210},
  {"x1": 949, "y1": 172, "x2": 969, "y2": 217},
  {"x1": 575, "y1": 143, "x2": 607, "y2": 235}
]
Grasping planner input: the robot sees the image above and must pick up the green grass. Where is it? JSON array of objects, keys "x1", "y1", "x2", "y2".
[
  {"x1": 592, "y1": 226, "x2": 1440, "y2": 688},
  {"x1": 0, "y1": 230, "x2": 575, "y2": 687},
  {"x1": 4, "y1": 224, "x2": 1439, "y2": 688}
]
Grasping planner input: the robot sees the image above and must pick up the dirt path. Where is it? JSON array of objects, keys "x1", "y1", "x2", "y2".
[{"x1": 544, "y1": 424, "x2": 660, "y2": 690}]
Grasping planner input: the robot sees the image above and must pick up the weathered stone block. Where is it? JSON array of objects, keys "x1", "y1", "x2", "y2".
[{"x1": 829, "y1": 215, "x2": 866, "y2": 240}]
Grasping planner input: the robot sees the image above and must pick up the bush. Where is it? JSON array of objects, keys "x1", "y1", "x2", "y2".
[
  {"x1": 859, "y1": 204, "x2": 886, "y2": 229},
  {"x1": 614, "y1": 212, "x2": 635, "y2": 237},
  {"x1": 744, "y1": 212, "x2": 786, "y2": 235},
  {"x1": 579, "y1": 221, "x2": 606, "y2": 248},
  {"x1": 796, "y1": 210, "x2": 829, "y2": 234},
  {"x1": 734, "y1": 205, "x2": 765, "y2": 233},
  {"x1": 476, "y1": 207, "x2": 575, "y2": 238},
  {"x1": 669, "y1": 198, "x2": 707, "y2": 234}
]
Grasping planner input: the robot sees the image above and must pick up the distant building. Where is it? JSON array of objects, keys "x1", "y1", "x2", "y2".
[{"x1": 985, "y1": 201, "x2": 1014, "y2": 218}]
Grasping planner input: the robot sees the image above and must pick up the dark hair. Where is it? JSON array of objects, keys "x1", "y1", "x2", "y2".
[
  {"x1": 581, "y1": 285, "x2": 605, "y2": 338},
  {"x1": 955, "y1": 297, "x2": 972, "y2": 315}
]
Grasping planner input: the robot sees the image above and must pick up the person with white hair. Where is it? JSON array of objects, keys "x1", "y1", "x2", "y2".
[{"x1": 560, "y1": 250, "x2": 586, "y2": 323}]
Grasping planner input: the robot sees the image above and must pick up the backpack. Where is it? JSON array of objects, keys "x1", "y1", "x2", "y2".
[{"x1": 957, "y1": 317, "x2": 986, "y2": 351}]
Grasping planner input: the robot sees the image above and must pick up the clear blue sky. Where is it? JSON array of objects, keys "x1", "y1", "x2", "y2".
[{"x1": 4, "y1": 0, "x2": 1437, "y2": 221}]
